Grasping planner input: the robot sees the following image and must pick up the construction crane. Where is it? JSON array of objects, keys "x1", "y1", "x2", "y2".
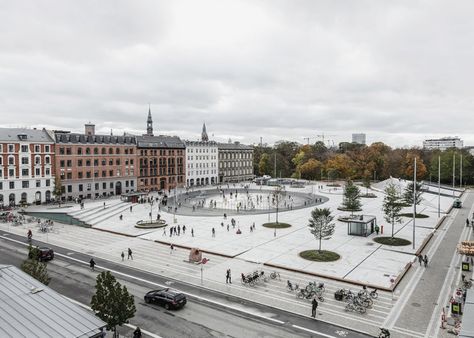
[
  {"x1": 302, "y1": 137, "x2": 317, "y2": 145},
  {"x1": 315, "y1": 133, "x2": 338, "y2": 147}
]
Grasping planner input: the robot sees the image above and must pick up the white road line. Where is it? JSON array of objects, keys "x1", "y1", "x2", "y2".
[
  {"x1": 65, "y1": 296, "x2": 163, "y2": 338},
  {"x1": 291, "y1": 324, "x2": 337, "y2": 338}
]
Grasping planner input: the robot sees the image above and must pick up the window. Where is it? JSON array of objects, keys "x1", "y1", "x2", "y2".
[
  {"x1": 45, "y1": 156, "x2": 50, "y2": 164},
  {"x1": 0, "y1": 182, "x2": 2, "y2": 190},
  {"x1": 86, "y1": 160, "x2": 91, "y2": 166},
  {"x1": 66, "y1": 147, "x2": 72, "y2": 155},
  {"x1": 8, "y1": 144, "x2": 14, "y2": 153},
  {"x1": 67, "y1": 173, "x2": 72, "y2": 179},
  {"x1": 110, "y1": 182, "x2": 114, "y2": 188},
  {"x1": 22, "y1": 181, "x2": 29, "y2": 188},
  {"x1": 9, "y1": 181, "x2": 15, "y2": 189},
  {"x1": 0, "y1": 169, "x2": 2, "y2": 178},
  {"x1": 79, "y1": 184, "x2": 83, "y2": 192},
  {"x1": 21, "y1": 169, "x2": 29, "y2": 176},
  {"x1": 35, "y1": 156, "x2": 41, "y2": 165},
  {"x1": 130, "y1": 180, "x2": 134, "y2": 187},
  {"x1": 66, "y1": 160, "x2": 72, "y2": 167},
  {"x1": 21, "y1": 157, "x2": 29, "y2": 165},
  {"x1": 87, "y1": 183, "x2": 91, "y2": 191},
  {"x1": 35, "y1": 145, "x2": 40, "y2": 153},
  {"x1": 102, "y1": 159, "x2": 106, "y2": 166},
  {"x1": 77, "y1": 148, "x2": 82, "y2": 155},
  {"x1": 102, "y1": 182, "x2": 106, "y2": 189},
  {"x1": 95, "y1": 183, "x2": 99, "y2": 190},
  {"x1": 116, "y1": 148, "x2": 120, "y2": 154},
  {"x1": 8, "y1": 156, "x2": 14, "y2": 165},
  {"x1": 94, "y1": 171, "x2": 98, "y2": 178},
  {"x1": 21, "y1": 145, "x2": 28, "y2": 152},
  {"x1": 36, "y1": 180, "x2": 41, "y2": 188},
  {"x1": 9, "y1": 169, "x2": 14, "y2": 177},
  {"x1": 78, "y1": 172, "x2": 83, "y2": 179},
  {"x1": 67, "y1": 185, "x2": 72, "y2": 193},
  {"x1": 86, "y1": 148, "x2": 90, "y2": 155},
  {"x1": 45, "y1": 145, "x2": 50, "y2": 153},
  {"x1": 78, "y1": 159, "x2": 83, "y2": 166},
  {"x1": 109, "y1": 170, "x2": 113, "y2": 176},
  {"x1": 109, "y1": 159, "x2": 113, "y2": 165},
  {"x1": 116, "y1": 159, "x2": 120, "y2": 165},
  {"x1": 45, "y1": 168, "x2": 50, "y2": 175},
  {"x1": 59, "y1": 147, "x2": 65, "y2": 155},
  {"x1": 94, "y1": 159, "x2": 98, "y2": 166},
  {"x1": 94, "y1": 148, "x2": 98, "y2": 155},
  {"x1": 101, "y1": 148, "x2": 106, "y2": 155},
  {"x1": 86, "y1": 171, "x2": 91, "y2": 178},
  {"x1": 60, "y1": 160, "x2": 65, "y2": 168},
  {"x1": 102, "y1": 170, "x2": 106, "y2": 177}
]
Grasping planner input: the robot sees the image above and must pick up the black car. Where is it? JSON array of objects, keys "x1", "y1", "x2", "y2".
[
  {"x1": 28, "y1": 247, "x2": 54, "y2": 261},
  {"x1": 144, "y1": 288, "x2": 187, "y2": 310}
]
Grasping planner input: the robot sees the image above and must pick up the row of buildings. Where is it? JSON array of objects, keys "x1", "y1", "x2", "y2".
[{"x1": 0, "y1": 110, "x2": 253, "y2": 206}]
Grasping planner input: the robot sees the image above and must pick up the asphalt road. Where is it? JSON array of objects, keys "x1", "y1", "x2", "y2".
[{"x1": 0, "y1": 232, "x2": 371, "y2": 338}]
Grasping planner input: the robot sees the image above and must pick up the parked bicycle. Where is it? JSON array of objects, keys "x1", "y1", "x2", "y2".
[
  {"x1": 345, "y1": 301, "x2": 366, "y2": 314},
  {"x1": 306, "y1": 281, "x2": 325, "y2": 295},
  {"x1": 287, "y1": 280, "x2": 299, "y2": 292},
  {"x1": 270, "y1": 271, "x2": 281, "y2": 280},
  {"x1": 378, "y1": 328, "x2": 390, "y2": 338}
]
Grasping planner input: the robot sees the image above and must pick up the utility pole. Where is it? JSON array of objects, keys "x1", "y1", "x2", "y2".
[
  {"x1": 412, "y1": 157, "x2": 416, "y2": 249},
  {"x1": 274, "y1": 153, "x2": 276, "y2": 178},
  {"x1": 452, "y1": 153, "x2": 455, "y2": 196},
  {"x1": 460, "y1": 154, "x2": 463, "y2": 188},
  {"x1": 438, "y1": 156, "x2": 441, "y2": 218}
]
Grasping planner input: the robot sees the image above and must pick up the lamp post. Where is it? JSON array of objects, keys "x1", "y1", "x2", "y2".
[
  {"x1": 412, "y1": 157, "x2": 416, "y2": 250},
  {"x1": 438, "y1": 156, "x2": 441, "y2": 218},
  {"x1": 452, "y1": 153, "x2": 455, "y2": 196}
]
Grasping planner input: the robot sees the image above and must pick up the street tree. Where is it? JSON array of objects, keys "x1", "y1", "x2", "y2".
[
  {"x1": 341, "y1": 180, "x2": 362, "y2": 215},
  {"x1": 382, "y1": 183, "x2": 403, "y2": 239},
  {"x1": 91, "y1": 271, "x2": 136, "y2": 338},
  {"x1": 258, "y1": 153, "x2": 271, "y2": 176},
  {"x1": 21, "y1": 244, "x2": 51, "y2": 285},
  {"x1": 362, "y1": 175, "x2": 371, "y2": 195},
  {"x1": 53, "y1": 176, "x2": 63, "y2": 205},
  {"x1": 299, "y1": 159, "x2": 322, "y2": 180},
  {"x1": 308, "y1": 208, "x2": 335, "y2": 253}
]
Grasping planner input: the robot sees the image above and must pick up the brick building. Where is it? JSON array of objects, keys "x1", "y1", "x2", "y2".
[
  {"x1": 54, "y1": 124, "x2": 137, "y2": 200},
  {"x1": 137, "y1": 108, "x2": 185, "y2": 192},
  {"x1": 0, "y1": 128, "x2": 55, "y2": 206},
  {"x1": 218, "y1": 141, "x2": 254, "y2": 183}
]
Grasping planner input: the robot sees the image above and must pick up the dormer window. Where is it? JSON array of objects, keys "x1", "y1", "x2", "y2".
[{"x1": 18, "y1": 134, "x2": 27, "y2": 141}]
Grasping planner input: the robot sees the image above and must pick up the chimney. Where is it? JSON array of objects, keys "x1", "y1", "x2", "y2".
[{"x1": 85, "y1": 122, "x2": 95, "y2": 136}]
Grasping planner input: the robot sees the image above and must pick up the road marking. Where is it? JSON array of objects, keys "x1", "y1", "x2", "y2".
[
  {"x1": 291, "y1": 324, "x2": 338, "y2": 338},
  {"x1": 65, "y1": 296, "x2": 163, "y2": 338}
]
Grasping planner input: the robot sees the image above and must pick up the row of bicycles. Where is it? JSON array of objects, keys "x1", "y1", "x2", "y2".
[
  {"x1": 240, "y1": 270, "x2": 280, "y2": 287},
  {"x1": 287, "y1": 280, "x2": 326, "y2": 302},
  {"x1": 336, "y1": 287, "x2": 378, "y2": 314}
]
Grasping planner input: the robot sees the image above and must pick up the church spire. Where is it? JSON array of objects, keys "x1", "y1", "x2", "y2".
[
  {"x1": 146, "y1": 104, "x2": 153, "y2": 136},
  {"x1": 201, "y1": 122, "x2": 209, "y2": 141}
]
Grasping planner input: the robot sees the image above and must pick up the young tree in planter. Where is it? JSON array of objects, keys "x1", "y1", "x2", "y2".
[
  {"x1": 341, "y1": 180, "x2": 362, "y2": 215},
  {"x1": 91, "y1": 271, "x2": 136, "y2": 338},
  {"x1": 308, "y1": 208, "x2": 335, "y2": 253},
  {"x1": 21, "y1": 244, "x2": 51, "y2": 285},
  {"x1": 52, "y1": 176, "x2": 63, "y2": 206},
  {"x1": 382, "y1": 183, "x2": 403, "y2": 239},
  {"x1": 362, "y1": 176, "x2": 371, "y2": 195},
  {"x1": 403, "y1": 182, "x2": 423, "y2": 207}
]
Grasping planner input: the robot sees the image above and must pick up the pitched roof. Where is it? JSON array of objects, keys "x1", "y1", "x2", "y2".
[
  {"x1": 0, "y1": 128, "x2": 54, "y2": 143},
  {"x1": 0, "y1": 265, "x2": 106, "y2": 338},
  {"x1": 217, "y1": 142, "x2": 253, "y2": 150},
  {"x1": 137, "y1": 135, "x2": 185, "y2": 149},
  {"x1": 55, "y1": 132, "x2": 136, "y2": 145}
]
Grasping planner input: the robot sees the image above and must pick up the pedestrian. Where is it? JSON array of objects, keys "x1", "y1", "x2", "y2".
[
  {"x1": 178, "y1": 225, "x2": 181, "y2": 236},
  {"x1": 250, "y1": 225, "x2": 253, "y2": 233},
  {"x1": 212, "y1": 228, "x2": 215, "y2": 237},
  {"x1": 103, "y1": 202, "x2": 106, "y2": 209},
  {"x1": 191, "y1": 228, "x2": 194, "y2": 237},
  {"x1": 312, "y1": 298, "x2": 318, "y2": 318},
  {"x1": 128, "y1": 248, "x2": 133, "y2": 260},
  {"x1": 121, "y1": 251, "x2": 124, "y2": 261},
  {"x1": 227, "y1": 224, "x2": 229, "y2": 232},
  {"x1": 418, "y1": 254, "x2": 423, "y2": 266},
  {"x1": 119, "y1": 214, "x2": 123, "y2": 220},
  {"x1": 133, "y1": 326, "x2": 142, "y2": 338},
  {"x1": 424, "y1": 254, "x2": 428, "y2": 267},
  {"x1": 130, "y1": 205, "x2": 132, "y2": 212},
  {"x1": 227, "y1": 269, "x2": 232, "y2": 284},
  {"x1": 462, "y1": 274, "x2": 466, "y2": 282},
  {"x1": 89, "y1": 258, "x2": 96, "y2": 271},
  {"x1": 221, "y1": 222, "x2": 224, "y2": 227},
  {"x1": 170, "y1": 244, "x2": 174, "y2": 254},
  {"x1": 183, "y1": 225, "x2": 186, "y2": 234},
  {"x1": 163, "y1": 227, "x2": 167, "y2": 236},
  {"x1": 375, "y1": 225, "x2": 380, "y2": 236},
  {"x1": 467, "y1": 218, "x2": 470, "y2": 227}
]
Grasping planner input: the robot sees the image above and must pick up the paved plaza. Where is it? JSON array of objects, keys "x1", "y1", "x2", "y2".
[{"x1": 1, "y1": 179, "x2": 469, "y2": 337}]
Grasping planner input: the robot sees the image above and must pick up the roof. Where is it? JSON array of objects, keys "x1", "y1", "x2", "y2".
[
  {"x1": 55, "y1": 132, "x2": 136, "y2": 145},
  {"x1": 137, "y1": 135, "x2": 185, "y2": 149},
  {"x1": 217, "y1": 142, "x2": 253, "y2": 150},
  {"x1": 0, "y1": 265, "x2": 106, "y2": 338},
  {"x1": 0, "y1": 128, "x2": 54, "y2": 143}
]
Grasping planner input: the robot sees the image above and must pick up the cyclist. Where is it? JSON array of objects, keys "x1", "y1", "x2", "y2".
[{"x1": 27, "y1": 229, "x2": 32, "y2": 242}]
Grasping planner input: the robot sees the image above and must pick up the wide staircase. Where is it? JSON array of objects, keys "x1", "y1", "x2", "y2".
[{"x1": 69, "y1": 200, "x2": 134, "y2": 226}]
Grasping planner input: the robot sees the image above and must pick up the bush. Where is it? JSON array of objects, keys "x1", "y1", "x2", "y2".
[{"x1": 299, "y1": 250, "x2": 340, "y2": 262}]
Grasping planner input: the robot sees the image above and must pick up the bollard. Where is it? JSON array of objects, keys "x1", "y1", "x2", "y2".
[{"x1": 381, "y1": 225, "x2": 384, "y2": 235}]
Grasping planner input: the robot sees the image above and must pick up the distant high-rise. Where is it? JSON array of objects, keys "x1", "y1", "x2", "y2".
[
  {"x1": 352, "y1": 133, "x2": 366, "y2": 145},
  {"x1": 423, "y1": 137, "x2": 463, "y2": 150}
]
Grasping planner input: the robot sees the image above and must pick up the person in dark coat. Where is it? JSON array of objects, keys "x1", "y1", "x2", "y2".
[
  {"x1": 312, "y1": 298, "x2": 318, "y2": 318},
  {"x1": 133, "y1": 326, "x2": 142, "y2": 338},
  {"x1": 128, "y1": 248, "x2": 133, "y2": 260},
  {"x1": 89, "y1": 258, "x2": 96, "y2": 271}
]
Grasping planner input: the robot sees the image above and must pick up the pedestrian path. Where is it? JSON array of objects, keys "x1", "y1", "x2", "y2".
[{"x1": 0, "y1": 219, "x2": 393, "y2": 336}]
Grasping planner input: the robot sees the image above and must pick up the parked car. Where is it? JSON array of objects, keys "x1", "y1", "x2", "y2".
[
  {"x1": 28, "y1": 247, "x2": 54, "y2": 262},
  {"x1": 144, "y1": 288, "x2": 187, "y2": 310},
  {"x1": 453, "y1": 198, "x2": 462, "y2": 208}
]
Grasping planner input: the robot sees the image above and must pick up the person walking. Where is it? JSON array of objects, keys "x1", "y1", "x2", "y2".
[
  {"x1": 133, "y1": 327, "x2": 142, "y2": 338},
  {"x1": 183, "y1": 225, "x2": 186, "y2": 234},
  {"x1": 89, "y1": 258, "x2": 96, "y2": 271},
  {"x1": 130, "y1": 205, "x2": 133, "y2": 212},
  {"x1": 121, "y1": 251, "x2": 125, "y2": 261},
  {"x1": 128, "y1": 248, "x2": 133, "y2": 260},
  {"x1": 418, "y1": 254, "x2": 423, "y2": 266},
  {"x1": 226, "y1": 269, "x2": 232, "y2": 284},
  {"x1": 311, "y1": 298, "x2": 318, "y2": 318},
  {"x1": 424, "y1": 254, "x2": 428, "y2": 267},
  {"x1": 191, "y1": 228, "x2": 194, "y2": 237},
  {"x1": 178, "y1": 225, "x2": 181, "y2": 236},
  {"x1": 170, "y1": 244, "x2": 174, "y2": 254},
  {"x1": 163, "y1": 227, "x2": 167, "y2": 236},
  {"x1": 212, "y1": 228, "x2": 215, "y2": 237},
  {"x1": 467, "y1": 218, "x2": 470, "y2": 227}
]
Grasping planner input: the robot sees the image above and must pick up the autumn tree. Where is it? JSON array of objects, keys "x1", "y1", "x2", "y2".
[
  {"x1": 325, "y1": 154, "x2": 355, "y2": 180},
  {"x1": 404, "y1": 153, "x2": 427, "y2": 179},
  {"x1": 299, "y1": 159, "x2": 322, "y2": 180},
  {"x1": 258, "y1": 153, "x2": 271, "y2": 176}
]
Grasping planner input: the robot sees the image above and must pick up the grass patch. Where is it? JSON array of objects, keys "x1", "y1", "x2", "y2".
[
  {"x1": 299, "y1": 250, "x2": 341, "y2": 262},
  {"x1": 374, "y1": 236, "x2": 412, "y2": 246},
  {"x1": 337, "y1": 207, "x2": 362, "y2": 212},
  {"x1": 360, "y1": 193, "x2": 377, "y2": 198},
  {"x1": 399, "y1": 213, "x2": 429, "y2": 218},
  {"x1": 262, "y1": 222, "x2": 292, "y2": 229}
]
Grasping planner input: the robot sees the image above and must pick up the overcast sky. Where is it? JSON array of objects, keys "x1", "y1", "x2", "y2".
[{"x1": 1, "y1": 1, "x2": 473, "y2": 148}]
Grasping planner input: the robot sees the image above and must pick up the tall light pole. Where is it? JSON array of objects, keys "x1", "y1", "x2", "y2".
[
  {"x1": 460, "y1": 154, "x2": 463, "y2": 188},
  {"x1": 452, "y1": 153, "x2": 455, "y2": 196},
  {"x1": 412, "y1": 157, "x2": 416, "y2": 250},
  {"x1": 438, "y1": 155, "x2": 441, "y2": 218}
]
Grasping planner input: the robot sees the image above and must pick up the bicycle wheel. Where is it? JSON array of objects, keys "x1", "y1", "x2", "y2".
[
  {"x1": 345, "y1": 303, "x2": 354, "y2": 312},
  {"x1": 370, "y1": 291, "x2": 378, "y2": 299},
  {"x1": 318, "y1": 296, "x2": 325, "y2": 303},
  {"x1": 357, "y1": 306, "x2": 366, "y2": 314},
  {"x1": 305, "y1": 285, "x2": 312, "y2": 292}
]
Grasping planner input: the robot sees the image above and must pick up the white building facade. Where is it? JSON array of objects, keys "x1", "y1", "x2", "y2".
[
  {"x1": 0, "y1": 128, "x2": 55, "y2": 206},
  {"x1": 423, "y1": 137, "x2": 463, "y2": 150},
  {"x1": 185, "y1": 140, "x2": 219, "y2": 187}
]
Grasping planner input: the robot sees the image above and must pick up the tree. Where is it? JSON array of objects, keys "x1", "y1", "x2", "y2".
[
  {"x1": 362, "y1": 175, "x2": 371, "y2": 195},
  {"x1": 299, "y1": 159, "x2": 322, "y2": 180},
  {"x1": 308, "y1": 208, "x2": 335, "y2": 253},
  {"x1": 403, "y1": 182, "x2": 423, "y2": 207},
  {"x1": 341, "y1": 180, "x2": 362, "y2": 215},
  {"x1": 21, "y1": 244, "x2": 51, "y2": 285},
  {"x1": 258, "y1": 153, "x2": 271, "y2": 176},
  {"x1": 53, "y1": 176, "x2": 63, "y2": 203},
  {"x1": 91, "y1": 271, "x2": 136, "y2": 338},
  {"x1": 404, "y1": 153, "x2": 427, "y2": 179},
  {"x1": 382, "y1": 183, "x2": 403, "y2": 239}
]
